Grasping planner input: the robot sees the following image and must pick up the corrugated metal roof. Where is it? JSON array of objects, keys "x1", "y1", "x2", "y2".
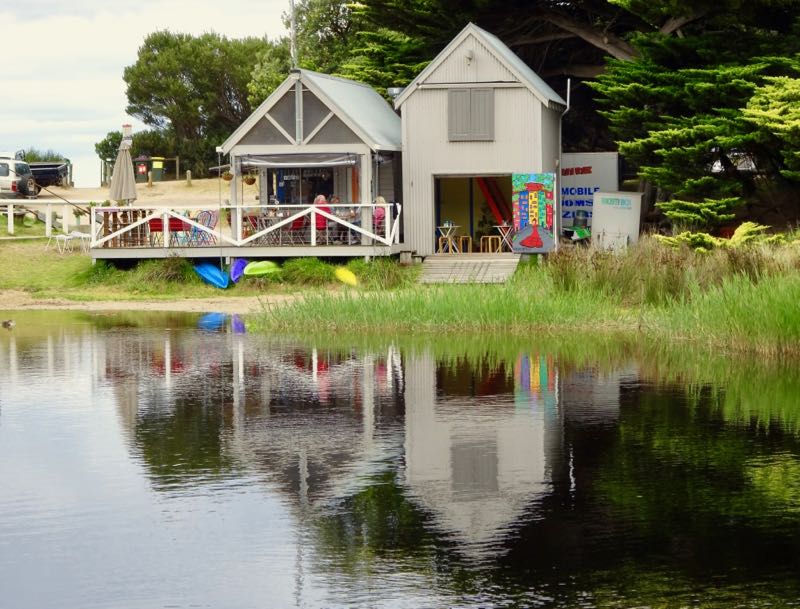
[
  {"x1": 301, "y1": 70, "x2": 402, "y2": 151},
  {"x1": 473, "y1": 24, "x2": 566, "y2": 108},
  {"x1": 395, "y1": 23, "x2": 567, "y2": 110}
]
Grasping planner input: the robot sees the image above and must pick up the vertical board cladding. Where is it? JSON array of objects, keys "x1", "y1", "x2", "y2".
[
  {"x1": 427, "y1": 34, "x2": 517, "y2": 84},
  {"x1": 402, "y1": 87, "x2": 545, "y2": 256},
  {"x1": 540, "y1": 106, "x2": 561, "y2": 172}
]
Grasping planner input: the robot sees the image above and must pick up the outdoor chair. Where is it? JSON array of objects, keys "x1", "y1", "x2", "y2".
[
  {"x1": 480, "y1": 235, "x2": 501, "y2": 253},
  {"x1": 190, "y1": 210, "x2": 218, "y2": 245},
  {"x1": 148, "y1": 217, "x2": 191, "y2": 246},
  {"x1": 285, "y1": 215, "x2": 309, "y2": 245}
]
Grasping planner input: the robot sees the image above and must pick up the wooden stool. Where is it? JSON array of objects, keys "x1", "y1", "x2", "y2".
[
  {"x1": 438, "y1": 236, "x2": 457, "y2": 253},
  {"x1": 458, "y1": 235, "x2": 472, "y2": 253},
  {"x1": 480, "y1": 235, "x2": 501, "y2": 253}
]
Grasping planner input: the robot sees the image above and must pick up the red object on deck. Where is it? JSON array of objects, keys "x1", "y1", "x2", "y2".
[{"x1": 475, "y1": 177, "x2": 505, "y2": 225}]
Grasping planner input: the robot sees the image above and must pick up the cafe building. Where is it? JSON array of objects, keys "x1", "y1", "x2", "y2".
[
  {"x1": 219, "y1": 68, "x2": 402, "y2": 252},
  {"x1": 395, "y1": 23, "x2": 566, "y2": 256}
]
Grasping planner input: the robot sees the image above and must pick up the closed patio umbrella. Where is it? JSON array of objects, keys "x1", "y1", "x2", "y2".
[
  {"x1": 107, "y1": 140, "x2": 139, "y2": 246},
  {"x1": 109, "y1": 140, "x2": 137, "y2": 204}
]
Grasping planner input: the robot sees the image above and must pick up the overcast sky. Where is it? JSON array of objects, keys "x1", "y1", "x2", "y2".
[{"x1": 1, "y1": 1, "x2": 288, "y2": 186}]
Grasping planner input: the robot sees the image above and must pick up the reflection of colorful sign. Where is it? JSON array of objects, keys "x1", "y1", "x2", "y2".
[
  {"x1": 511, "y1": 173, "x2": 556, "y2": 254},
  {"x1": 515, "y1": 354, "x2": 558, "y2": 416}
]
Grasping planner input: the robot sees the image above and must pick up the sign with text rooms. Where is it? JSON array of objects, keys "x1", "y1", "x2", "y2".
[
  {"x1": 560, "y1": 152, "x2": 619, "y2": 227},
  {"x1": 511, "y1": 173, "x2": 555, "y2": 254}
]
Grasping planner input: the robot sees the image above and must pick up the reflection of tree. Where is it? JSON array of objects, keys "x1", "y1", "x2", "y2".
[
  {"x1": 312, "y1": 469, "x2": 434, "y2": 571},
  {"x1": 134, "y1": 376, "x2": 235, "y2": 488}
]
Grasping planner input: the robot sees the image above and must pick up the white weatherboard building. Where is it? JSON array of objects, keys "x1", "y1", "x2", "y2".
[{"x1": 395, "y1": 22, "x2": 567, "y2": 256}]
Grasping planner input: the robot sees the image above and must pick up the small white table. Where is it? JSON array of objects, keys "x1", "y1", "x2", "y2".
[
  {"x1": 494, "y1": 224, "x2": 514, "y2": 252},
  {"x1": 437, "y1": 225, "x2": 460, "y2": 253}
]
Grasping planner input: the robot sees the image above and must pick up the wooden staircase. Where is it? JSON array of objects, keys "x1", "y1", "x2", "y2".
[{"x1": 419, "y1": 253, "x2": 521, "y2": 284}]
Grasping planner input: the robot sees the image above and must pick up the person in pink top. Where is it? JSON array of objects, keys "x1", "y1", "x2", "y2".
[
  {"x1": 313, "y1": 194, "x2": 331, "y2": 229},
  {"x1": 373, "y1": 196, "x2": 387, "y2": 230}
]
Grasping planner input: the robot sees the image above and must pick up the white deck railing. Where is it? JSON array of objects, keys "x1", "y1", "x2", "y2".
[
  {"x1": 1, "y1": 199, "x2": 96, "y2": 236},
  {"x1": 88, "y1": 203, "x2": 401, "y2": 249}
]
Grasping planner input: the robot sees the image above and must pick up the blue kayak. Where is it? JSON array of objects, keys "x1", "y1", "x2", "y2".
[
  {"x1": 194, "y1": 262, "x2": 229, "y2": 289},
  {"x1": 230, "y1": 258, "x2": 248, "y2": 283}
]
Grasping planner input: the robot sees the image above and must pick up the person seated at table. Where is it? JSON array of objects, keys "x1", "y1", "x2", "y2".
[
  {"x1": 373, "y1": 196, "x2": 387, "y2": 231},
  {"x1": 328, "y1": 195, "x2": 347, "y2": 243},
  {"x1": 313, "y1": 194, "x2": 331, "y2": 241}
]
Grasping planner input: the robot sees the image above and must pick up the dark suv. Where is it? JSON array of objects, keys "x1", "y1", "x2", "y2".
[{"x1": 0, "y1": 158, "x2": 39, "y2": 197}]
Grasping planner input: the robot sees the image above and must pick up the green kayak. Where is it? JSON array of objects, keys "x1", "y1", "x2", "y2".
[{"x1": 243, "y1": 260, "x2": 280, "y2": 277}]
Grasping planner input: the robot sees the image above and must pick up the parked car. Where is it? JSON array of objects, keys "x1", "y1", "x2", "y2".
[
  {"x1": 29, "y1": 161, "x2": 70, "y2": 188},
  {"x1": 0, "y1": 156, "x2": 39, "y2": 197}
]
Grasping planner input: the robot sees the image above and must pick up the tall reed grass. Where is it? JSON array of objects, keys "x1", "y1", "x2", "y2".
[{"x1": 258, "y1": 236, "x2": 800, "y2": 357}]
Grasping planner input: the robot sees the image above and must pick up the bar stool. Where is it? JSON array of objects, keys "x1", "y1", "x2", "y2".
[
  {"x1": 438, "y1": 236, "x2": 457, "y2": 253},
  {"x1": 458, "y1": 235, "x2": 472, "y2": 253},
  {"x1": 480, "y1": 235, "x2": 501, "y2": 253}
]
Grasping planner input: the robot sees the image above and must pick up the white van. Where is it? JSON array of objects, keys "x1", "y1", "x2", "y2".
[{"x1": 0, "y1": 155, "x2": 37, "y2": 197}]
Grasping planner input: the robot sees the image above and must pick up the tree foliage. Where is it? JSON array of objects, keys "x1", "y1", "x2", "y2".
[
  {"x1": 123, "y1": 31, "x2": 269, "y2": 174},
  {"x1": 743, "y1": 73, "x2": 800, "y2": 181},
  {"x1": 95, "y1": 131, "x2": 122, "y2": 162},
  {"x1": 21, "y1": 147, "x2": 67, "y2": 162}
]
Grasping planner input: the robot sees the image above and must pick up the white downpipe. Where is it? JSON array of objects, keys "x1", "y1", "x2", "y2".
[{"x1": 556, "y1": 78, "x2": 571, "y2": 252}]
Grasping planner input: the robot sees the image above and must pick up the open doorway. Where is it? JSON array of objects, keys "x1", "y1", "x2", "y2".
[{"x1": 434, "y1": 175, "x2": 513, "y2": 253}]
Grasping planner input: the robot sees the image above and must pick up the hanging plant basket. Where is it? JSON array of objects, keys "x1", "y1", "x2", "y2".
[
  {"x1": 221, "y1": 171, "x2": 233, "y2": 181},
  {"x1": 243, "y1": 175, "x2": 256, "y2": 186}
]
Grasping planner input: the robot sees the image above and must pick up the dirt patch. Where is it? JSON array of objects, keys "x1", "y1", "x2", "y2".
[{"x1": 0, "y1": 289, "x2": 295, "y2": 315}]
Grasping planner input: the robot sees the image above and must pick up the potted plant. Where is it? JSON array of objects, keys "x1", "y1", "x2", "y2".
[
  {"x1": 243, "y1": 174, "x2": 256, "y2": 186},
  {"x1": 222, "y1": 171, "x2": 233, "y2": 181}
]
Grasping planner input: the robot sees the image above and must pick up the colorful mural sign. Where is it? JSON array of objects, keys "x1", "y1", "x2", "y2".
[{"x1": 511, "y1": 173, "x2": 556, "y2": 253}]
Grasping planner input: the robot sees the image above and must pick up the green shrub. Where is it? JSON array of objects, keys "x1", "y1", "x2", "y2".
[
  {"x1": 134, "y1": 256, "x2": 197, "y2": 284},
  {"x1": 72, "y1": 260, "x2": 122, "y2": 286},
  {"x1": 281, "y1": 257, "x2": 336, "y2": 284},
  {"x1": 345, "y1": 258, "x2": 419, "y2": 290}
]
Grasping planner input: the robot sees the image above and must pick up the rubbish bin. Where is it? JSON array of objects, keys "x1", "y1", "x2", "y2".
[
  {"x1": 151, "y1": 156, "x2": 165, "y2": 181},
  {"x1": 134, "y1": 156, "x2": 150, "y2": 183}
]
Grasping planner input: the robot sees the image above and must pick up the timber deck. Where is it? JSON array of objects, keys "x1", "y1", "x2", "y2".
[{"x1": 419, "y1": 253, "x2": 521, "y2": 284}]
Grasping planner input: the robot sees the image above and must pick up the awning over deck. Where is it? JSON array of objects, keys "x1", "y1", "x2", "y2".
[{"x1": 240, "y1": 153, "x2": 359, "y2": 169}]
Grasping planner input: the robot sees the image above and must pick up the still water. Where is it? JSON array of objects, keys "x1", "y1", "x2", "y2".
[{"x1": 1, "y1": 311, "x2": 799, "y2": 608}]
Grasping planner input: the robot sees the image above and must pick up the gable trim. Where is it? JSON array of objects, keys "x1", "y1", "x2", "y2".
[
  {"x1": 300, "y1": 72, "x2": 380, "y2": 150},
  {"x1": 303, "y1": 111, "x2": 334, "y2": 142},
  {"x1": 265, "y1": 113, "x2": 296, "y2": 144},
  {"x1": 221, "y1": 75, "x2": 298, "y2": 153},
  {"x1": 394, "y1": 23, "x2": 562, "y2": 110}
]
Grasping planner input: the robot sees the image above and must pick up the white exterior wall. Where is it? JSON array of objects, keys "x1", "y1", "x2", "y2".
[
  {"x1": 402, "y1": 88, "x2": 548, "y2": 255},
  {"x1": 426, "y1": 34, "x2": 517, "y2": 84},
  {"x1": 540, "y1": 106, "x2": 561, "y2": 173}
]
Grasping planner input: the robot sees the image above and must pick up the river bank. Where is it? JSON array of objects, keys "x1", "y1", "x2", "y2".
[{"x1": 0, "y1": 289, "x2": 290, "y2": 314}]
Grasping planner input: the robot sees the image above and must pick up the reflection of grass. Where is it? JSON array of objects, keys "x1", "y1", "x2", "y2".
[{"x1": 260, "y1": 243, "x2": 800, "y2": 357}]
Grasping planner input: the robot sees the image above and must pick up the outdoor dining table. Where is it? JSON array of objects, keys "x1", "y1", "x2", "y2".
[
  {"x1": 437, "y1": 224, "x2": 461, "y2": 253},
  {"x1": 494, "y1": 224, "x2": 514, "y2": 252}
]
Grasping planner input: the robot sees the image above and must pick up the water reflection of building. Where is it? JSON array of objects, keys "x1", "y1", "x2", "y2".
[{"x1": 403, "y1": 350, "x2": 560, "y2": 558}]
